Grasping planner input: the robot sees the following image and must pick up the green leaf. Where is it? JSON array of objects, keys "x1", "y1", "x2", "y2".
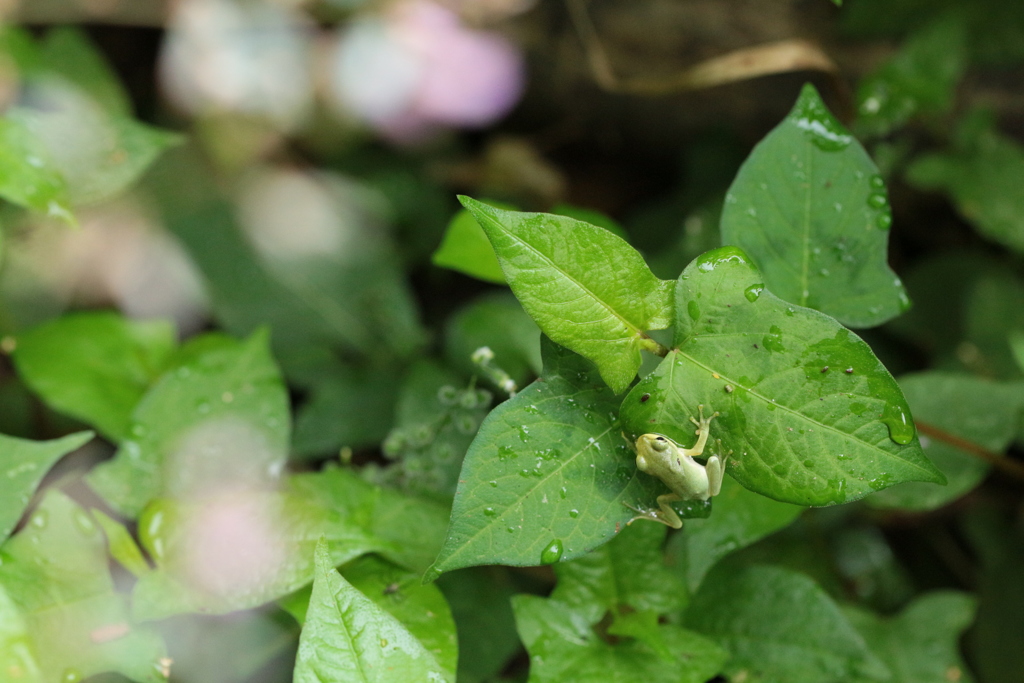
[
  {"x1": 428, "y1": 338, "x2": 663, "y2": 576},
  {"x1": 293, "y1": 538, "x2": 454, "y2": 683},
  {"x1": 432, "y1": 201, "x2": 512, "y2": 284},
  {"x1": 907, "y1": 121, "x2": 1024, "y2": 255},
  {"x1": 0, "y1": 582, "x2": 42, "y2": 682},
  {"x1": 869, "y1": 373, "x2": 1023, "y2": 510},
  {"x1": 460, "y1": 196, "x2": 673, "y2": 393},
  {"x1": 444, "y1": 291, "x2": 542, "y2": 388},
  {"x1": 720, "y1": 83, "x2": 909, "y2": 328},
  {"x1": 92, "y1": 509, "x2": 152, "y2": 579},
  {"x1": 0, "y1": 431, "x2": 92, "y2": 541},
  {"x1": 550, "y1": 203, "x2": 628, "y2": 240},
  {"x1": 0, "y1": 116, "x2": 72, "y2": 220},
  {"x1": 292, "y1": 363, "x2": 400, "y2": 459},
  {"x1": 435, "y1": 567, "x2": 520, "y2": 683},
  {"x1": 87, "y1": 330, "x2": 289, "y2": 518},
  {"x1": 844, "y1": 592, "x2": 977, "y2": 683},
  {"x1": 513, "y1": 593, "x2": 727, "y2": 683},
  {"x1": 38, "y1": 27, "x2": 133, "y2": 116},
  {"x1": 621, "y1": 247, "x2": 943, "y2": 506},
  {"x1": 552, "y1": 523, "x2": 686, "y2": 622},
  {"x1": 670, "y1": 477, "x2": 804, "y2": 591},
  {"x1": 284, "y1": 555, "x2": 458, "y2": 677},
  {"x1": 10, "y1": 90, "x2": 181, "y2": 206},
  {"x1": 855, "y1": 16, "x2": 967, "y2": 138},
  {"x1": 13, "y1": 312, "x2": 177, "y2": 443},
  {"x1": 0, "y1": 491, "x2": 168, "y2": 682},
  {"x1": 685, "y1": 564, "x2": 889, "y2": 683}
]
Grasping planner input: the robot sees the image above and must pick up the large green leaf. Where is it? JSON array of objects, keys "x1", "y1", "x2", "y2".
[
  {"x1": 0, "y1": 431, "x2": 93, "y2": 541},
  {"x1": 907, "y1": 120, "x2": 1024, "y2": 255},
  {"x1": 293, "y1": 539, "x2": 454, "y2": 683},
  {"x1": 513, "y1": 593, "x2": 726, "y2": 683},
  {"x1": 844, "y1": 592, "x2": 977, "y2": 683},
  {"x1": 671, "y1": 477, "x2": 804, "y2": 591},
  {"x1": 869, "y1": 373, "x2": 1023, "y2": 510},
  {"x1": 460, "y1": 197, "x2": 672, "y2": 393},
  {"x1": 621, "y1": 247, "x2": 944, "y2": 506},
  {"x1": 685, "y1": 564, "x2": 889, "y2": 683},
  {"x1": 87, "y1": 330, "x2": 289, "y2": 518},
  {"x1": 13, "y1": 312, "x2": 177, "y2": 443},
  {"x1": 282, "y1": 555, "x2": 458, "y2": 677},
  {"x1": 427, "y1": 338, "x2": 663, "y2": 577},
  {"x1": 720, "y1": 83, "x2": 909, "y2": 328},
  {"x1": 0, "y1": 491, "x2": 168, "y2": 682}
]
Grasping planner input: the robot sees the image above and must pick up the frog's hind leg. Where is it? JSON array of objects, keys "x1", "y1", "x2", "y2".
[
  {"x1": 705, "y1": 439, "x2": 732, "y2": 497},
  {"x1": 623, "y1": 493, "x2": 683, "y2": 529}
]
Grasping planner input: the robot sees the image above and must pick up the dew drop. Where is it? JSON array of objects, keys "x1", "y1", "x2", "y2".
[
  {"x1": 869, "y1": 174, "x2": 886, "y2": 189},
  {"x1": 876, "y1": 211, "x2": 893, "y2": 230},
  {"x1": 489, "y1": 480, "x2": 498, "y2": 487},
  {"x1": 569, "y1": 509, "x2": 579, "y2": 518},
  {"x1": 73, "y1": 509, "x2": 96, "y2": 536},
  {"x1": 30, "y1": 509, "x2": 48, "y2": 529},
  {"x1": 867, "y1": 193, "x2": 888, "y2": 209},
  {"x1": 687, "y1": 300, "x2": 700, "y2": 322},
  {"x1": 483, "y1": 507, "x2": 497, "y2": 517},
  {"x1": 540, "y1": 538, "x2": 564, "y2": 564},
  {"x1": 881, "y1": 402, "x2": 916, "y2": 445},
  {"x1": 62, "y1": 668, "x2": 83, "y2": 683},
  {"x1": 744, "y1": 283, "x2": 764, "y2": 302}
]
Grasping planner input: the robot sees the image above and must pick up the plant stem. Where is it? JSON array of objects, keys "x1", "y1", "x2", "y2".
[
  {"x1": 638, "y1": 337, "x2": 670, "y2": 357},
  {"x1": 916, "y1": 420, "x2": 1024, "y2": 484}
]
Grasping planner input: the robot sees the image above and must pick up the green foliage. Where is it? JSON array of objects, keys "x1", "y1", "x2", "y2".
[
  {"x1": 428, "y1": 337, "x2": 662, "y2": 575},
  {"x1": 0, "y1": 431, "x2": 92, "y2": 541},
  {"x1": 13, "y1": 312, "x2": 176, "y2": 443},
  {"x1": 432, "y1": 201, "x2": 511, "y2": 284},
  {"x1": 0, "y1": 491, "x2": 168, "y2": 682},
  {"x1": 721, "y1": 84, "x2": 909, "y2": 328},
  {"x1": 460, "y1": 197, "x2": 673, "y2": 393},
  {"x1": 844, "y1": 591, "x2": 977, "y2": 683},
  {"x1": 620, "y1": 246, "x2": 942, "y2": 506},
  {"x1": 907, "y1": 116, "x2": 1024, "y2": 255},
  {"x1": 685, "y1": 564, "x2": 889, "y2": 683},
  {"x1": 293, "y1": 539, "x2": 454, "y2": 683},
  {"x1": 87, "y1": 330, "x2": 290, "y2": 518},
  {"x1": 869, "y1": 373, "x2": 1024, "y2": 510}
]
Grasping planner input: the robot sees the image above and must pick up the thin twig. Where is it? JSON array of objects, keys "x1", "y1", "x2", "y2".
[
  {"x1": 565, "y1": 0, "x2": 844, "y2": 97},
  {"x1": 916, "y1": 420, "x2": 1024, "y2": 484}
]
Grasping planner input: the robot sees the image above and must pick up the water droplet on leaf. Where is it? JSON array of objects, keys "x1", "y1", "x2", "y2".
[{"x1": 540, "y1": 539, "x2": 563, "y2": 564}]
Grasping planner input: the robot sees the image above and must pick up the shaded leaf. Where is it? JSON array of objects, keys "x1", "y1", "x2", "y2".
[
  {"x1": 552, "y1": 523, "x2": 686, "y2": 622},
  {"x1": 87, "y1": 330, "x2": 289, "y2": 518},
  {"x1": 963, "y1": 270, "x2": 1024, "y2": 378},
  {"x1": 870, "y1": 373, "x2": 1023, "y2": 510},
  {"x1": 0, "y1": 431, "x2": 92, "y2": 542},
  {"x1": 844, "y1": 591, "x2": 977, "y2": 683},
  {"x1": 907, "y1": 120, "x2": 1024, "y2": 255},
  {"x1": 0, "y1": 491, "x2": 168, "y2": 682},
  {"x1": 0, "y1": 116, "x2": 71, "y2": 220},
  {"x1": 92, "y1": 509, "x2": 152, "y2": 579},
  {"x1": 432, "y1": 201, "x2": 511, "y2": 284},
  {"x1": 444, "y1": 291, "x2": 542, "y2": 388},
  {"x1": 685, "y1": 564, "x2": 888, "y2": 683},
  {"x1": 513, "y1": 594, "x2": 726, "y2": 683},
  {"x1": 293, "y1": 539, "x2": 453, "y2": 683},
  {"x1": 13, "y1": 312, "x2": 176, "y2": 443},
  {"x1": 671, "y1": 477, "x2": 803, "y2": 591},
  {"x1": 460, "y1": 196, "x2": 672, "y2": 393},
  {"x1": 721, "y1": 83, "x2": 909, "y2": 328},
  {"x1": 436, "y1": 567, "x2": 520, "y2": 683},
  {"x1": 428, "y1": 338, "x2": 661, "y2": 576},
  {"x1": 855, "y1": 17, "x2": 967, "y2": 138},
  {"x1": 621, "y1": 246, "x2": 943, "y2": 506}
]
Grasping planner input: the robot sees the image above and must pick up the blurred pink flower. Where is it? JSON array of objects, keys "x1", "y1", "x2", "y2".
[{"x1": 329, "y1": 0, "x2": 524, "y2": 141}]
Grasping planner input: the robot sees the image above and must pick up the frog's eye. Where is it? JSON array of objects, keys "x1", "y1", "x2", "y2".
[{"x1": 651, "y1": 437, "x2": 670, "y2": 453}]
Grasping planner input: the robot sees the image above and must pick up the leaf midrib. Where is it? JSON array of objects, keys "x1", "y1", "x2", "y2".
[
  {"x1": 672, "y1": 348, "x2": 934, "y2": 477},
  {"x1": 480, "y1": 212, "x2": 646, "y2": 340}
]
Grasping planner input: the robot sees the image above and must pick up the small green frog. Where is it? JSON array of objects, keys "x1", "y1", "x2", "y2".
[{"x1": 625, "y1": 405, "x2": 728, "y2": 529}]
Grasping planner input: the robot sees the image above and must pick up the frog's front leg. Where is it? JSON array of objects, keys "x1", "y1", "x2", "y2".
[
  {"x1": 624, "y1": 492, "x2": 683, "y2": 529},
  {"x1": 684, "y1": 405, "x2": 719, "y2": 458}
]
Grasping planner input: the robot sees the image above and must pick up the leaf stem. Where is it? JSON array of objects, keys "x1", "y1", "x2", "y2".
[
  {"x1": 638, "y1": 337, "x2": 669, "y2": 357},
  {"x1": 916, "y1": 420, "x2": 1024, "y2": 484}
]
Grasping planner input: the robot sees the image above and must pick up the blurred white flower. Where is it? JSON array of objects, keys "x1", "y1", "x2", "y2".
[
  {"x1": 160, "y1": 0, "x2": 313, "y2": 130},
  {"x1": 328, "y1": 0, "x2": 524, "y2": 141}
]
